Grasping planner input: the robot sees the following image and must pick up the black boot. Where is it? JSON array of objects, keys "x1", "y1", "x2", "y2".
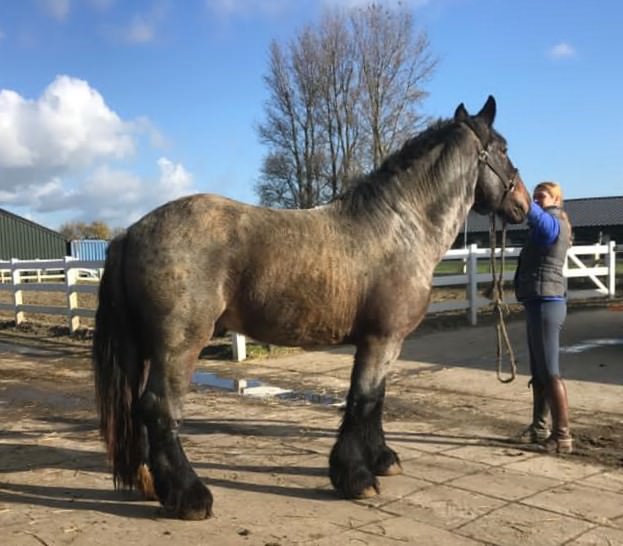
[
  {"x1": 519, "y1": 380, "x2": 550, "y2": 443},
  {"x1": 543, "y1": 376, "x2": 573, "y2": 454}
]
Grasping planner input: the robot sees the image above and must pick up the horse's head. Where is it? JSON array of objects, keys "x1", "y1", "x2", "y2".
[{"x1": 454, "y1": 96, "x2": 530, "y2": 224}]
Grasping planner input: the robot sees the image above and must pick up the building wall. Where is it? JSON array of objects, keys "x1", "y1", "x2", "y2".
[
  {"x1": 0, "y1": 210, "x2": 68, "y2": 260},
  {"x1": 454, "y1": 225, "x2": 622, "y2": 249}
]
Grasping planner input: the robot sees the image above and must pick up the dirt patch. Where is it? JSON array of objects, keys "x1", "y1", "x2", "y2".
[
  {"x1": 1, "y1": 317, "x2": 623, "y2": 544},
  {"x1": 2, "y1": 331, "x2": 621, "y2": 472},
  {"x1": 1, "y1": 299, "x2": 622, "y2": 475}
]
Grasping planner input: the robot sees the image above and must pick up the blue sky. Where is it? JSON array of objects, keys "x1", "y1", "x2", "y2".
[{"x1": 0, "y1": 0, "x2": 621, "y2": 230}]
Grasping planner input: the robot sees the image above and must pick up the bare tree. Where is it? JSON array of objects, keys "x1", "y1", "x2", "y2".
[
  {"x1": 318, "y1": 10, "x2": 362, "y2": 197},
  {"x1": 352, "y1": 4, "x2": 436, "y2": 169},
  {"x1": 59, "y1": 221, "x2": 112, "y2": 240},
  {"x1": 256, "y1": 3, "x2": 437, "y2": 208},
  {"x1": 257, "y1": 33, "x2": 326, "y2": 209}
]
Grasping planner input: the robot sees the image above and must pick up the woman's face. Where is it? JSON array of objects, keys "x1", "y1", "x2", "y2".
[{"x1": 533, "y1": 188, "x2": 558, "y2": 208}]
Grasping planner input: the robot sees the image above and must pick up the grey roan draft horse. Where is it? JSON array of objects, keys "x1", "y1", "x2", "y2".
[{"x1": 93, "y1": 96, "x2": 531, "y2": 520}]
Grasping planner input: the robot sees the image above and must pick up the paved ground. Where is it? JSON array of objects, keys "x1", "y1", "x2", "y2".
[{"x1": 0, "y1": 304, "x2": 622, "y2": 545}]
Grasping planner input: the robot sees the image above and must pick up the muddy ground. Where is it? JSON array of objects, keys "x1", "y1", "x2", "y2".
[
  {"x1": 1, "y1": 302, "x2": 622, "y2": 469},
  {"x1": 0, "y1": 303, "x2": 622, "y2": 545}
]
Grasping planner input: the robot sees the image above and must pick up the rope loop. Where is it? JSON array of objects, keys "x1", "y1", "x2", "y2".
[{"x1": 489, "y1": 214, "x2": 517, "y2": 383}]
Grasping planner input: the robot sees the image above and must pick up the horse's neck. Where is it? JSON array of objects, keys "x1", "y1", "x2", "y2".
[{"x1": 402, "y1": 139, "x2": 479, "y2": 263}]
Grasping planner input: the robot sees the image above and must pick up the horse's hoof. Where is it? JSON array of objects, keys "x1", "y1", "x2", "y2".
[
  {"x1": 377, "y1": 462, "x2": 403, "y2": 476},
  {"x1": 374, "y1": 446, "x2": 402, "y2": 476},
  {"x1": 177, "y1": 505, "x2": 212, "y2": 521},
  {"x1": 329, "y1": 464, "x2": 380, "y2": 500},
  {"x1": 356, "y1": 485, "x2": 379, "y2": 499},
  {"x1": 163, "y1": 480, "x2": 214, "y2": 520}
]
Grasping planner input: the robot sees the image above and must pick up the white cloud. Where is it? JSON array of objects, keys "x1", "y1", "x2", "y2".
[
  {"x1": 205, "y1": 0, "x2": 290, "y2": 18},
  {"x1": 1, "y1": 159, "x2": 196, "y2": 227},
  {"x1": 38, "y1": 0, "x2": 116, "y2": 20},
  {"x1": 548, "y1": 42, "x2": 576, "y2": 60},
  {"x1": 78, "y1": 159, "x2": 194, "y2": 225},
  {"x1": 39, "y1": 0, "x2": 71, "y2": 21},
  {"x1": 206, "y1": 0, "x2": 430, "y2": 19},
  {"x1": 0, "y1": 75, "x2": 134, "y2": 177},
  {"x1": 134, "y1": 116, "x2": 167, "y2": 148},
  {"x1": 86, "y1": 0, "x2": 116, "y2": 10},
  {"x1": 108, "y1": 2, "x2": 168, "y2": 44},
  {"x1": 156, "y1": 157, "x2": 194, "y2": 201},
  {"x1": 123, "y1": 15, "x2": 157, "y2": 44},
  {"x1": 0, "y1": 76, "x2": 196, "y2": 228},
  {"x1": 322, "y1": 0, "x2": 430, "y2": 7}
]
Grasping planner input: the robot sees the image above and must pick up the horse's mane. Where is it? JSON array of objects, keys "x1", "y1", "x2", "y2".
[{"x1": 335, "y1": 117, "x2": 466, "y2": 220}]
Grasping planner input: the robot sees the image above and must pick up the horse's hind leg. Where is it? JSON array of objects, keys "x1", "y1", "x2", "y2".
[
  {"x1": 139, "y1": 338, "x2": 213, "y2": 520},
  {"x1": 329, "y1": 337, "x2": 402, "y2": 498},
  {"x1": 136, "y1": 426, "x2": 157, "y2": 500}
]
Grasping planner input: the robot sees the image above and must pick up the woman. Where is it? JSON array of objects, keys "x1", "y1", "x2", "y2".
[{"x1": 514, "y1": 181, "x2": 573, "y2": 454}]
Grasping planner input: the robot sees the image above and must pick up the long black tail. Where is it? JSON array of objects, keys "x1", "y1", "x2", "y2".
[{"x1": 93, "y1": 235, "x2": 145, "y2": 489}]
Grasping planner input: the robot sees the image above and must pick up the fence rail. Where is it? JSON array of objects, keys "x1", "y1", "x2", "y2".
[{"x1": 0, "y1": 242, "x2": 617, "y2": 360}]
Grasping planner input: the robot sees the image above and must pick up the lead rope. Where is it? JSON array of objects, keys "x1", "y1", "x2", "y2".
[{"x1": 489, "y1": 214, "x2": 517, "y2": 383}]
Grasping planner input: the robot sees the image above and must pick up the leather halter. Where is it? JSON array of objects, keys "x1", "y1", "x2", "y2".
[
  {"x1": 463, "y1": 119, "x2": 518, "y2": 202},
  {"x1": 477, "y1": 149, "x2": 518, "y2": 201}
]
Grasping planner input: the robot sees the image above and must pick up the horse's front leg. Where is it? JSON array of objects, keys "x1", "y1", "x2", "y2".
[{"x1": 329, "y1": 337, "x2": 403, "y2": 498}]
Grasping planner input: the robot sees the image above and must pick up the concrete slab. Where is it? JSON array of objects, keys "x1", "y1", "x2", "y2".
[
  {"x1": 457, "y1": 503, "x2": 594, "y2": 545},
  {"x1": 522, "y1": 483, "x2": 623, "y2": 526},
  {"x1": 0, "y1": 305, "x2": 622, "y2": 545}
]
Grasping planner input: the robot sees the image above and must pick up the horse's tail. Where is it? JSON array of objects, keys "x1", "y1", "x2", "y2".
[{"x1": 93, "y1": 235, "x2": 145, "y2": 489}]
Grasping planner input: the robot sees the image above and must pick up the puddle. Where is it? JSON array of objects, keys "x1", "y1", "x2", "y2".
[
  {"x1": 0, "y1": 341, "x2": 62, "y2": 357},
  {"x1": 192, "y1": 372, "x2": 263, "y2": 392},
  {"x1": 560, "y1": 338, "x2": 623, "y2": 354},
  {"x1": 192, "y1": 371, "x2": 344, "y2": 407}
]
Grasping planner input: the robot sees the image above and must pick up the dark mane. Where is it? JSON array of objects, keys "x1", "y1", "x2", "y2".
[{"x1": 335, "y1": 117, "x2": 465, "y2": 219}]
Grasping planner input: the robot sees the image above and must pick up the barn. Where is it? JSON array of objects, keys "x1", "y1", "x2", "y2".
[
  {"x1": 457, "y1": 195, "x2": 623, "y2": 247},
  {"x1": 0, "y1": 208, "x2": 68, "y2": 260}
]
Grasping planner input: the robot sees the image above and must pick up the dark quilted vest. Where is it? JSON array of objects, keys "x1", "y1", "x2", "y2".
[{"x1": 514, "y1": 207, "x2": 570, "y2": 301}]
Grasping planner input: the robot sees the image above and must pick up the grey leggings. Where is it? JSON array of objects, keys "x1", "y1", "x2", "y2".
[{"x1": 524, "y1": 300, "x2": 567, "y2": 385}]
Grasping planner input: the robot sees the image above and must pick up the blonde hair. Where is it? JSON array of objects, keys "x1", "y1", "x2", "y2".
[
  {"x1": 534, "y1": 181, "x2": 572, "y2": 242},
  {"x1": 533, "y1": 181, "x2": 563, "y2": 205}
]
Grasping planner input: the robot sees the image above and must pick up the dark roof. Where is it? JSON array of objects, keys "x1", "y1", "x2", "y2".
[
  {"x1": 0, "y1": 207, "x2": 66, "y2": 238},
  {"x1": 564, "y1": 196, "x2": 623, "y2": 226},
  {"x1": 462, "y1": 196, "x2": 623, "y2": 233},
  {"x1": 0, "y1": 208, "x2": 67, "y2": 260}
]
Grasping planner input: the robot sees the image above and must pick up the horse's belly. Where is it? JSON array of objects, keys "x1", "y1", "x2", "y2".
[
  {"x1": 250, "y1": 324, "x2": 350, "y2": 347},
  {"x1": 222, "y1": 300, "x2": 355, "y2": 347}
]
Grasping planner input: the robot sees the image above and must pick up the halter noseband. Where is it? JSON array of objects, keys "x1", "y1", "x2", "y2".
[
  {"x1": 463, "y1": 120, "x2": 518, "y2": 202},
  {"x1": 477, "y1": 149, "x2": 518, "y2": 200}
]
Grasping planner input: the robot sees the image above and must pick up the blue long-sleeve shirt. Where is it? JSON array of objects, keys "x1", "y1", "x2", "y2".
[
  {"x1": 527, "y1": 202, "x2": 560, "y2": 246},
  {"x1": 521, "y1": 202, "x2": 564, "y2": 302}
]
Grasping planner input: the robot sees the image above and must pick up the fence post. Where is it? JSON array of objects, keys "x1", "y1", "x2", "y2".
[
  {"x1": 467, "y1": 243, "x2": 478, "y2": 325},
  {"x1": 11, "y1": 258, "x2": 24, "y2": 326},
  {"x1": 606, "y1": 240, "x2": 616, "y2": 298},
  {"x1": 65, "y1": 257, "x2": 80, "y2": 333},
  {"x1": 232, "y1": 332, "x2": 246, "y2": 361}
]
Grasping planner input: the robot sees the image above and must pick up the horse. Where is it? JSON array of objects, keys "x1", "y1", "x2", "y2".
[{"x1": 93, "y1": 96, "x2": 531, "y2": 520}]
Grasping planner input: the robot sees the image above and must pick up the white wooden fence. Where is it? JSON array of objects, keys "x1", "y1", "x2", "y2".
[
  {"x1": 0, "y1": 257, "x2": 101, "y2": 333},
  {"x1": 0, "y1": 242, "x2": 617, "y2": 361}
]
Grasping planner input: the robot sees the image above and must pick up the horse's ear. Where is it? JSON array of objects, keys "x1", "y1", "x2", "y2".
[
  {"x1": 476, "y1": 95, "x2": 496, "y2": 127},
  {"x1": 454, "y1": 103, "x2": 469, "y2": 121}
]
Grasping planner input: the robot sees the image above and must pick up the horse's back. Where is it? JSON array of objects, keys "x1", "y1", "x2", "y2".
[
  {"x1": 118, "y1": 194, "x2": 363, "y2": 345},
  {"x1": 118, "y1": 193, "x2": 430, "y2": 347}
]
